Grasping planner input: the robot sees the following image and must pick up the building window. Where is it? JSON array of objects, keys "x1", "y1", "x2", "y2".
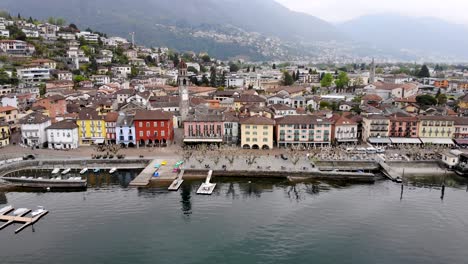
[
  {"x1": 154, "y1": 122, "x2": 158, "y2": 127},
  {"x1": 139, "y1": 122, "x2": 143, "y2": 128},
  {"x1": 161, "y1": 122, "x2": 165, "y2": 127},
  {"x1": 246, "y1": 138, "x2": 250, "y2": 142},
  {"x1": 263, "y1": 126, "x2": 268, "y2": 129},
  {"x1": 154, "y1": 131, "x2": 158, "y2": 137},
  {"x1": 263, "y1": 138, "x2": 268, "y2": 142},
  {"x1": 139, "y1": 131, "x2": 143, "y2": 137},
  {"x1": 146, "y1": 122, "x2": 150, "y2": 128},
  {"x1": 161, "y1": 131, "x2": 165, "y2": 137},
  {"x1": 147, "y1": 131, "x2": 150, "y2": 136}
]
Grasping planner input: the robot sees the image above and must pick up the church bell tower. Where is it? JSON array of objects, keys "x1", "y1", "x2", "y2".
[{"x1": 178, "y1": 60, "x2": 190, "y2": 122}]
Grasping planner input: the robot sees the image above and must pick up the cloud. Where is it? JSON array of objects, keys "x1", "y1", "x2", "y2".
[{"x1": 275, "y1": 0, "x2": 468, "y2": 25}]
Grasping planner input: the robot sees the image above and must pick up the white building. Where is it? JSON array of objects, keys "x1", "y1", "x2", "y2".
[
  {"x1": 225, "y1": 76, "x2": 245, "y2": 88},
  {"x1": 76, "y1": 31, "x2": 100, "y2": 42},
  {"x1": 17, "y1": 67, "x2": 50, "y2": 85},
  {"x1": 0, "y1": 30, "x2": 9, "y2": 38},
  {"x1": 90, "y1": 75, "x2": 111, "y2": 85},
  {"x1": 57, "y1": 32, "x2": 76, "y2": 40},
  {"x1": 0, "y1": 40, "x2": 35, "y2": 55},
  {"x1": 22, "y1": 28, "x2": 40, "y2": 38},
  {"x1": 20, "y1": 113, "x2": 51, "y2": 148},
  {"x1": 57, "y1": 71, "x2": 73, "y2": 81},
  {"x1": 112, "y1": 65, "x2": 132, "y2": 77},
  {"x1": 46, "y1": 120, "x2": 79, "y2": 150},
  {"x1": 116, "y1": 114, "x2": 136, "y2": 146},
  {"x1": 1, "y1": 95, "x2": 18, "y2": 108}
]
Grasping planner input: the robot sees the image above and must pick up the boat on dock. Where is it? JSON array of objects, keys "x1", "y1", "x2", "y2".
[
  {"x1": 62, "y1": 168, "x2": 71, "y2": 175},
  {"x1": 0, "y1": 205, "x2": 49, "y2": 234},
  {"x1": 80, "y1": 168, "x2": 88, "y2": 174},
  {"x1": 31, "y1": 206, "x2": 46, "y2": 217},
  {"x1": 51, "y1": 168, "x2": 60, "y2": 174},
  {"x1": 0, "y1": 176, "x2": 87, "y2": 189},
  {"x1": 0, "y1": 205, "x2": 14, "y2": 215},
  {"x1": 109, "y1": 168, "x2": 117, "y2": 174}
]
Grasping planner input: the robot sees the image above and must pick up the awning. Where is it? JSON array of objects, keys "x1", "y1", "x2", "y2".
[
  {"x1": 454, "y1": 139, "x2": 468, "y2": 146},
  {"x1": 94, "y1": 138, "x2": 105, "y2": 144},
  {"x1": 368, "y1": 137, "x2": 391, "y2": 144},
  {"x1": 419, "y1": 138, "x2": 454, "y2": 145},
  {"x1": 183, "y1": 138, "x2": 223, "y2": 143},
  {"x1": 390, "y1": 138, "x2": 422, "y2": 144}
]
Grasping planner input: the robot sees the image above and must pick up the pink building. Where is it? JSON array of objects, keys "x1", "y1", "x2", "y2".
[{"x1": 183, "y1": 113, "x2": 224, "y2": 144}]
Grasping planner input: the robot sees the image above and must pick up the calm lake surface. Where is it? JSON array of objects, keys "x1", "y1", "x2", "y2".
[{"x1": 1, "y1": 171, "x2": 468, "y2": 264}]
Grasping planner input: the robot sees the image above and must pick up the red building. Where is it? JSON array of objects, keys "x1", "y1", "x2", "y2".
[{"x1": 134, "y1": 110, "x2": 174, "y2": 147}]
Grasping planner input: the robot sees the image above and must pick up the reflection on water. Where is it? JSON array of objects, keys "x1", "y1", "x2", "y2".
[{"x1": 1, "y1": 174, "x2": 468, "y2": 264}]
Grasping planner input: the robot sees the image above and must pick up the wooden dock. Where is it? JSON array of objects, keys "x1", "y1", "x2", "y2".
[
  {"x1": 129, "y1": 159, "x2": 178, "y2": 187},
  {"x1": 197, "y1": 170, "x2": 216, "y2": 195},
  {"x1": 0, "y1": 206, "x2": 48, "y2": 234},
  {"x1": 168, "y1": 170, "x2": 184, "y2": 191}
]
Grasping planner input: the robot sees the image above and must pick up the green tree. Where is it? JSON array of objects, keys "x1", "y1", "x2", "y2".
[
  {"x1": 437, "y1": 93, "x2": 447, "y2": 105},
  {"x1": 246, "y1": 66, "x2": 250, "y2": 72},
  {"x1": 319, "y1": 101, "x2": 331, "y2": 110},
  {"x1": 210, "y1": 67, "x2": 217, "y2": 87},
  {"x1": 73, "y1": 75, "x2": 87, "y2": 83},
  {"x1": 129, "y1": 67, "x2": 139, "y2": 78},
  {"x1": 56, "y1": 18, "x2": 66, "y2": 26},
  {"x1": 187, "y1": 66, "x2": 198, "y2": 75},
  {"x1": 320, "y1": 73, "x2": 334, "y2": 88},
  {"x1": 416, "y1": 94, "x2": 437, "y2": 106},
  {"x1": 417, "y1": 65, "x2": 430, "y2": 78},
  {"x1": 296, "y1": 70, "x2": 300, "y2": 81},
  {"x1": 201, "y1": 54, "x2": 211, "y2": 63},
  {"x1": 229, "y1": 62, "x2": 239, "y2": 72},
  {"x1": 272, "y1": 64, "x2": 276, "y2": 70},
  {"x1": 335, "y1": 72, "x2": 350, "y2": 89},
  {"x1": 47, "y1": 17, "x2": 56, "y2": 25},
  {"x1": 0, "y1": 69, "x2": 11, "y2": 85},
  {"x1": 282, "y1": 71, "x2": 294, "y2": 86},
  {"x1": 39, "y1": 83, "x2": 46, "y2": 97},
  {"x1": 201, "y1": 75, "x2": 210, "y2": 86},
  {"x1": 252, "y1": 66, "x2": 256, "y2": 72},
  {"x1": 292, "y1": 71, "x2": 296, "y2": 81}
]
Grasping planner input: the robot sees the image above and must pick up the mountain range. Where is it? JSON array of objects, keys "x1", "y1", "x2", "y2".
[{"x1": 2, "y1": 0, "x2": 468, "y2": 61}]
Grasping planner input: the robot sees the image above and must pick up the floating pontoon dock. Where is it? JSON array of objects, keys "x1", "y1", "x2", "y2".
[
  {"x1": 0, "y1": 205, "x2": 48, "y2": 234},
  {"x1": 196, "y1": 170, "x2": 216, "y2": 195},
  {"x1": 168, "y1": 170, "x2": 184, "y2": 191}
]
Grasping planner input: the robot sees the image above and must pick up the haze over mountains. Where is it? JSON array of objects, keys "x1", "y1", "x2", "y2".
[{"x1": 2, "y1": 0, "x2": 468, "y2": 61}]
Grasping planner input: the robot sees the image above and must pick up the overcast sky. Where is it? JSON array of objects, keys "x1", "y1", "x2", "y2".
[{"x1": 275, "y1": 0, "x2": 468, "y2": 25}]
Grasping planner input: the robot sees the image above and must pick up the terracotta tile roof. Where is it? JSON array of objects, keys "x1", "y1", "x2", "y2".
[
  {"x1": 240, "y1": 116, "x2": 275, "y2": 126},
  {"x1": 0, "y1": 106, "x2": 17, "y2": 112},
  {"x1": 362, "y1": 94, "x2": 383, "y2": 101},
  {"x1": 46, "y1": 119, "x2": 78, "y2": 130},
  {"x1": 234, "y1": 94, "x2": 266, "y2": 103},
  {"x1": 276, "y1": 115, "x2": 330, "y2": 125},
  {"x1": 134, "y1": 110, "x2": 173, "y2": 121},
  {"x1": 19, "y1": 113, "x2": 51, "y2": 124},
  {"x1": 104, "y1": 112, "x2": 119, "y2": 122},
  {"x1": 78, "y1": 108, "x2": 103, "y2": 120}
]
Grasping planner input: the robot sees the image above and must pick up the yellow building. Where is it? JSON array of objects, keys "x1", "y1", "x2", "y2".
[
  {"x1": 418, "y1": 116, "x2": 454, "y2": 138},
  {"x1": 0, "y1": 122, "x2": 10, "y2": 147},
  {"x1": 77, "y1": 108, "x2": 106, "y2": 145},
  {"x1": 240, "y1": 116, "x2": 275, "y2": 150},
  {"x1": 0, "y1": 106, "x2": 18, "y2": 125}
]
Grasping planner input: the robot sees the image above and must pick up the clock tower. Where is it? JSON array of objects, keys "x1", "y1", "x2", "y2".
[{"x1": 178, "y1": 60, "x2": 190, "y2": 122}]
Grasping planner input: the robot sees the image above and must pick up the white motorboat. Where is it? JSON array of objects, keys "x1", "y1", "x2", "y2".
[
  {"x1": 13, "y1": 208, "x2": 29, "y2": 216},
  {"x1": 93, "y1": 168, "x2": 100, "y2": 173},
  {"x1": 79, "y1": 168, "x2": 88, "y2": 174},
  {"x1": 109, "y1": 168, "x2": 117, "y2": 174},
  {"x1": 62, "y1": 168, "x2": 71, "y2": 175},
  {"x1": 31, "y1": 206, "x2": 46, "y2": 217},
  {"x1": 0, "y1": 205, "x2": 13, "y2": 215},
  {"x1": 51, "y1": 168, "x2": 60, "y2": 174}
]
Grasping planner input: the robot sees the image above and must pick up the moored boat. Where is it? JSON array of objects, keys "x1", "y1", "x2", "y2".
[
  {"x1": 31, "y1": 206, "x2": 46, "y2": 217},
  {"x1": 109, "y1": 168, "x2": 117, "y2": 174},
  {"x1": 62, "y1": 168, "x2": 71, "y2": 175},
  {"x1": 93, "y1": 168, "x2": 100, "y2": 173},
  {"x1": 1, "y1": 176, "x2": 87, "y2": 189},
  {"x1": 51, "y1": 168, "x2": 60, "y2": 174},
  {"x1": 80, "y1": 168, "x2": 88, "y2": 174}
]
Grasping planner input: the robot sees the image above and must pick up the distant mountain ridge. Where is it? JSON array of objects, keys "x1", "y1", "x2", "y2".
[
  {"x1": 1, "y1": 0, "x2": 344, "y2": 60},
  {"x1": 339, "y1": 14, "x2": 468, "y2": 60}
]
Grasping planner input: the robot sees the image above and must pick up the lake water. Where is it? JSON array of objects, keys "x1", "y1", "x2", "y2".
[{"x1": 1, "y1": 171, "x2": 468, "y2": 264}]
